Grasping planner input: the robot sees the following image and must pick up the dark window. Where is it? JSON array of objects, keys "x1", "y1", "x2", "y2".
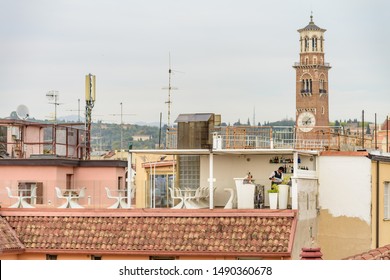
[
  {"x1": 46, "y1": 254, "x2": 57, "y2": 260},
  {"x1": 301, "y1": 79, "x2": 312, "y2": 94},
  {"x1": 118, "y1": 176, "x2": 123, "y2": 190},
  {"x1": 149, "y1": 256, "x2": 176, "y2": 260},
  {"x1": 66, "y1": 174, "x2": 73, "y2": 190},
  {"x1": 304, "y1": 37, "x2": 309, "y2": 51},
  {"x1": 312, "y1": 37, "x2": 317, "y2": 51},
  {"x1": 91, "y1": 255, "x2": 102, "y2": 260}
]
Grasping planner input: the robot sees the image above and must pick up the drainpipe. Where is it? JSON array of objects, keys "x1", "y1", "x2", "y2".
[
  {"x1": 375, "y1": 113, "x2": 377, "y2": 150},
  {"x1": 127, "y1": 150, "x2": 132, "y2": 208},
  {"x1": 362, "y1": 110, "x2": 364, "y2": 149},
  {"x1": 387, "y1": 115, "x2": 389, "y2": 153},
  {"x1": 376, "y1": 160, "x2": 380, "y2": 248}
]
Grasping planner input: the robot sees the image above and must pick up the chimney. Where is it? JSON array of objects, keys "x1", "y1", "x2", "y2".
[{"x1": 300, "y1": 247, "x2": 323, "y2": 260}]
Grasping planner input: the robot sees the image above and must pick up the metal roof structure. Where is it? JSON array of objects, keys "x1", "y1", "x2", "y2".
[
  {"x1": 298, "y1": 15, "x2": 326, "y2": 32},
  {"x1": 175, "y1": 113, "x2": 214, "y2": 123}
]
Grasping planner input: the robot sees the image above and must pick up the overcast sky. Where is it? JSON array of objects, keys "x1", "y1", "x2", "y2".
[{"x1": 0, "y1": 0, "x2": 389, "y2": 126}]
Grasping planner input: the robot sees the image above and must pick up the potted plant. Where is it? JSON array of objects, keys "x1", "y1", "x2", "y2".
[{"x1": 268, "y1": 184, "x2": 278, "y2": 209}]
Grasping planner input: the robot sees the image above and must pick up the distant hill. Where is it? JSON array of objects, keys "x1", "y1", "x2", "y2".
[
  {"x1": 91, "y1": 122, "x2": 165, "y2": 150},
  {"x1": 264, "y1": 119, "x2": 295, "y2": 127}
]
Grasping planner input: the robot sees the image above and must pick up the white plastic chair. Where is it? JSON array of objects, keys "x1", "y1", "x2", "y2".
[
  {"x1": 105, "y1": 187, "x2": 129, "y2": 209},
  {"x1": 6, "y1": 187, "x2": 21, "y2": 208},
  {"x1": 55, "y1": 187, "x2": 68, "y2": 208},
  {"x1": 169, "y1": 187, "x2": 184, "y2": 209}
]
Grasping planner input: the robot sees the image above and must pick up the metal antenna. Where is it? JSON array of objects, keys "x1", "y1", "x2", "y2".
[
  {"x1": 46, "y1": 90, "x2": 61, "y2": 124},
  {"x1": 66, "y1": 98, "x2": 82, "y2": 122},
  {"x1": 162, "y1": 53, "x2": 178, "y2": 128},
  {"x1": 109, "y1": 102, "x2": 136, "y2": 152},
  {"x1": 85, "y1": 73, "x2": 96, "y2": 160}
]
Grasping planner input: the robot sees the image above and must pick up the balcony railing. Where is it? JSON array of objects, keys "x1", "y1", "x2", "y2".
[
  {"x1": 166, "y1": 125, "x2": 379, "y2": 151},
  {"x1": 300, "y1": 89, "x2": 312, "y2": 94},
  {"x1": 294, "y1": 62, "x2": 331, "y2": 67}
]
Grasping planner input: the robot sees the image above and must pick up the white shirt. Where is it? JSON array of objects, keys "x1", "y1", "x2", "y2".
[{"x1": 269, "y1": 170, "x2": 283, "y2": 183}]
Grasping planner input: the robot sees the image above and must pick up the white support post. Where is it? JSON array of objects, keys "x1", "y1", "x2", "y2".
[
  {"x1": 209, "y1": 151, "x2": 214, "y2": 209},
  {"x1": 292, "y1": 151, "x2": 299, "y2": 210}
]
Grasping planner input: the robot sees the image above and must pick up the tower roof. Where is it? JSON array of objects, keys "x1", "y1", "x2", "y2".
[{"x1": 298, "y1": 15, "x2": 326, "y2": 32}]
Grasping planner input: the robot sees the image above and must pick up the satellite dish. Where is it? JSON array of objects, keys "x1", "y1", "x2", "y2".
[{"x1": 16, "y1": 104, "x2": 30, "y2": 120}]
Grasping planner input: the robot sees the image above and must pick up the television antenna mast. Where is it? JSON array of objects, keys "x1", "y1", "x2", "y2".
[
  {"x1": 109, "y1": 102, "x2": 136, "y2": 152},
  {"x1": 162, "y1": 53, "x2": 181, "y2": 128},
  {"x1": 46, "y1": 90, "x2": 61, "y2": 123},
  {"x1": 66, "y1": 98, "x2": 82, "y2": 122}
]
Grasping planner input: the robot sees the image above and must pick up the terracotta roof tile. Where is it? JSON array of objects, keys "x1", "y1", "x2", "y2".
[
  {"x1": 0, "y1": 209, "x2": 297, "y2": 257},
  {"x1": 344, "y1": 244, "x2": 390, "y2": 260},
  {"x1": 0, "y1": 217, "x2": 25, "y2": 254}
]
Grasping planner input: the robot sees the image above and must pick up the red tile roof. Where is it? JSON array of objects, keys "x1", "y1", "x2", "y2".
[
  {"x1": 0, "y1": 214, "x2": 25, "y2": 254},
  {"x1": 0, "y1": 209, "x2": 297, "y2": 258},
  {"x1": 343, "y1": 245, "x2": 390, "y2": 260}
]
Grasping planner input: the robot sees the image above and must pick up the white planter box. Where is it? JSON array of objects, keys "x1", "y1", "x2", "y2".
[
  {"x1": 278, "y1": 184, "x2": 289, "y2": 209},
  {"x1": 269, "y1": 192, "x2": 278, "y2": 209},
  {"x1": 236, "y1": 184, "x2": 255, "y2": 209}
]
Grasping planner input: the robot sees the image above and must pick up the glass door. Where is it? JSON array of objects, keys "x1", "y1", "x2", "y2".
[{"x1": 150, "y1": 174, "x2": 173, "y2": 208}]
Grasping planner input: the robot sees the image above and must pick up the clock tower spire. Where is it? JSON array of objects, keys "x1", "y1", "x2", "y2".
[{"x1": 294, "y1": 15, "x2": 331, "y2": 142}]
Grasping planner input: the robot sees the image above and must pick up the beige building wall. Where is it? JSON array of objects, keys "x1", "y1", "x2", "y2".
[
  {"x1": 291, "y1": 178, "x2": 319, "y2": 260},
  {"x1": 133, "y1": 153, "x2": 175, "y2": 208},
  {"x1": 371, "y1": 159, "x2": 390, "y2": 247},
  {"x1": 317, "y1": 153, "x2": 372, "y2": 259}
]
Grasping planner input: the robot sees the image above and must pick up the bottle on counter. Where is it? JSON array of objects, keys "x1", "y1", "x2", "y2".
[{"x1": 247, "y1": 172, "x2": 253, "y2": 183}]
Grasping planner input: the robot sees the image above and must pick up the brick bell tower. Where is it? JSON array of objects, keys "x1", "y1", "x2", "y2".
[{"x1": 293, "y1": 15, "x2": 331, "y2": 143}]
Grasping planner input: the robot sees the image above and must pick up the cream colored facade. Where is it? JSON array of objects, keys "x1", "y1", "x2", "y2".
[
  {"x1": 370, "y1": 154, "x2": 390, "y2": 247},
  {"x1": 317, "y1": 152, "x2": 372, "y2": 259},
  {"x1": 133, "y1": 153, "x2": 175, "y2": 208}
]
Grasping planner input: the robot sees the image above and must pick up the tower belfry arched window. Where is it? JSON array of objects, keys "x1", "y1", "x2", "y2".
[
  {"x1": 312, "y1": 37, "x2": 317, "y2": 51},
  {"x1": 304, "y1": 37, "x2": 309, "y2": 51},
  {"x1": 301, "y1": 78, "x2": 312, "y2": 95}
]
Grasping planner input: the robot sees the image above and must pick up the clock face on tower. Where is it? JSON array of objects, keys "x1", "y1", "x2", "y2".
[{"x1": 297, "y1": 111, "x2": 316, "y2": 132}]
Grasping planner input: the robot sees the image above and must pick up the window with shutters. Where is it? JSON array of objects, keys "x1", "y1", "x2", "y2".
[{"x1": 18, "y1": 181, "x2": 43, "y2": 204}]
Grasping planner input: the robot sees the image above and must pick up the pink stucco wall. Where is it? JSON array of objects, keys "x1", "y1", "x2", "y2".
[{"x1": 0, "y1": 164, "x2": 126, "y2": 209}]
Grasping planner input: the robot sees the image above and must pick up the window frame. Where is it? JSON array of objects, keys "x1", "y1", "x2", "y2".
[{"x1": 384, "y1": 181, "x2": 390, "y2": 220}]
